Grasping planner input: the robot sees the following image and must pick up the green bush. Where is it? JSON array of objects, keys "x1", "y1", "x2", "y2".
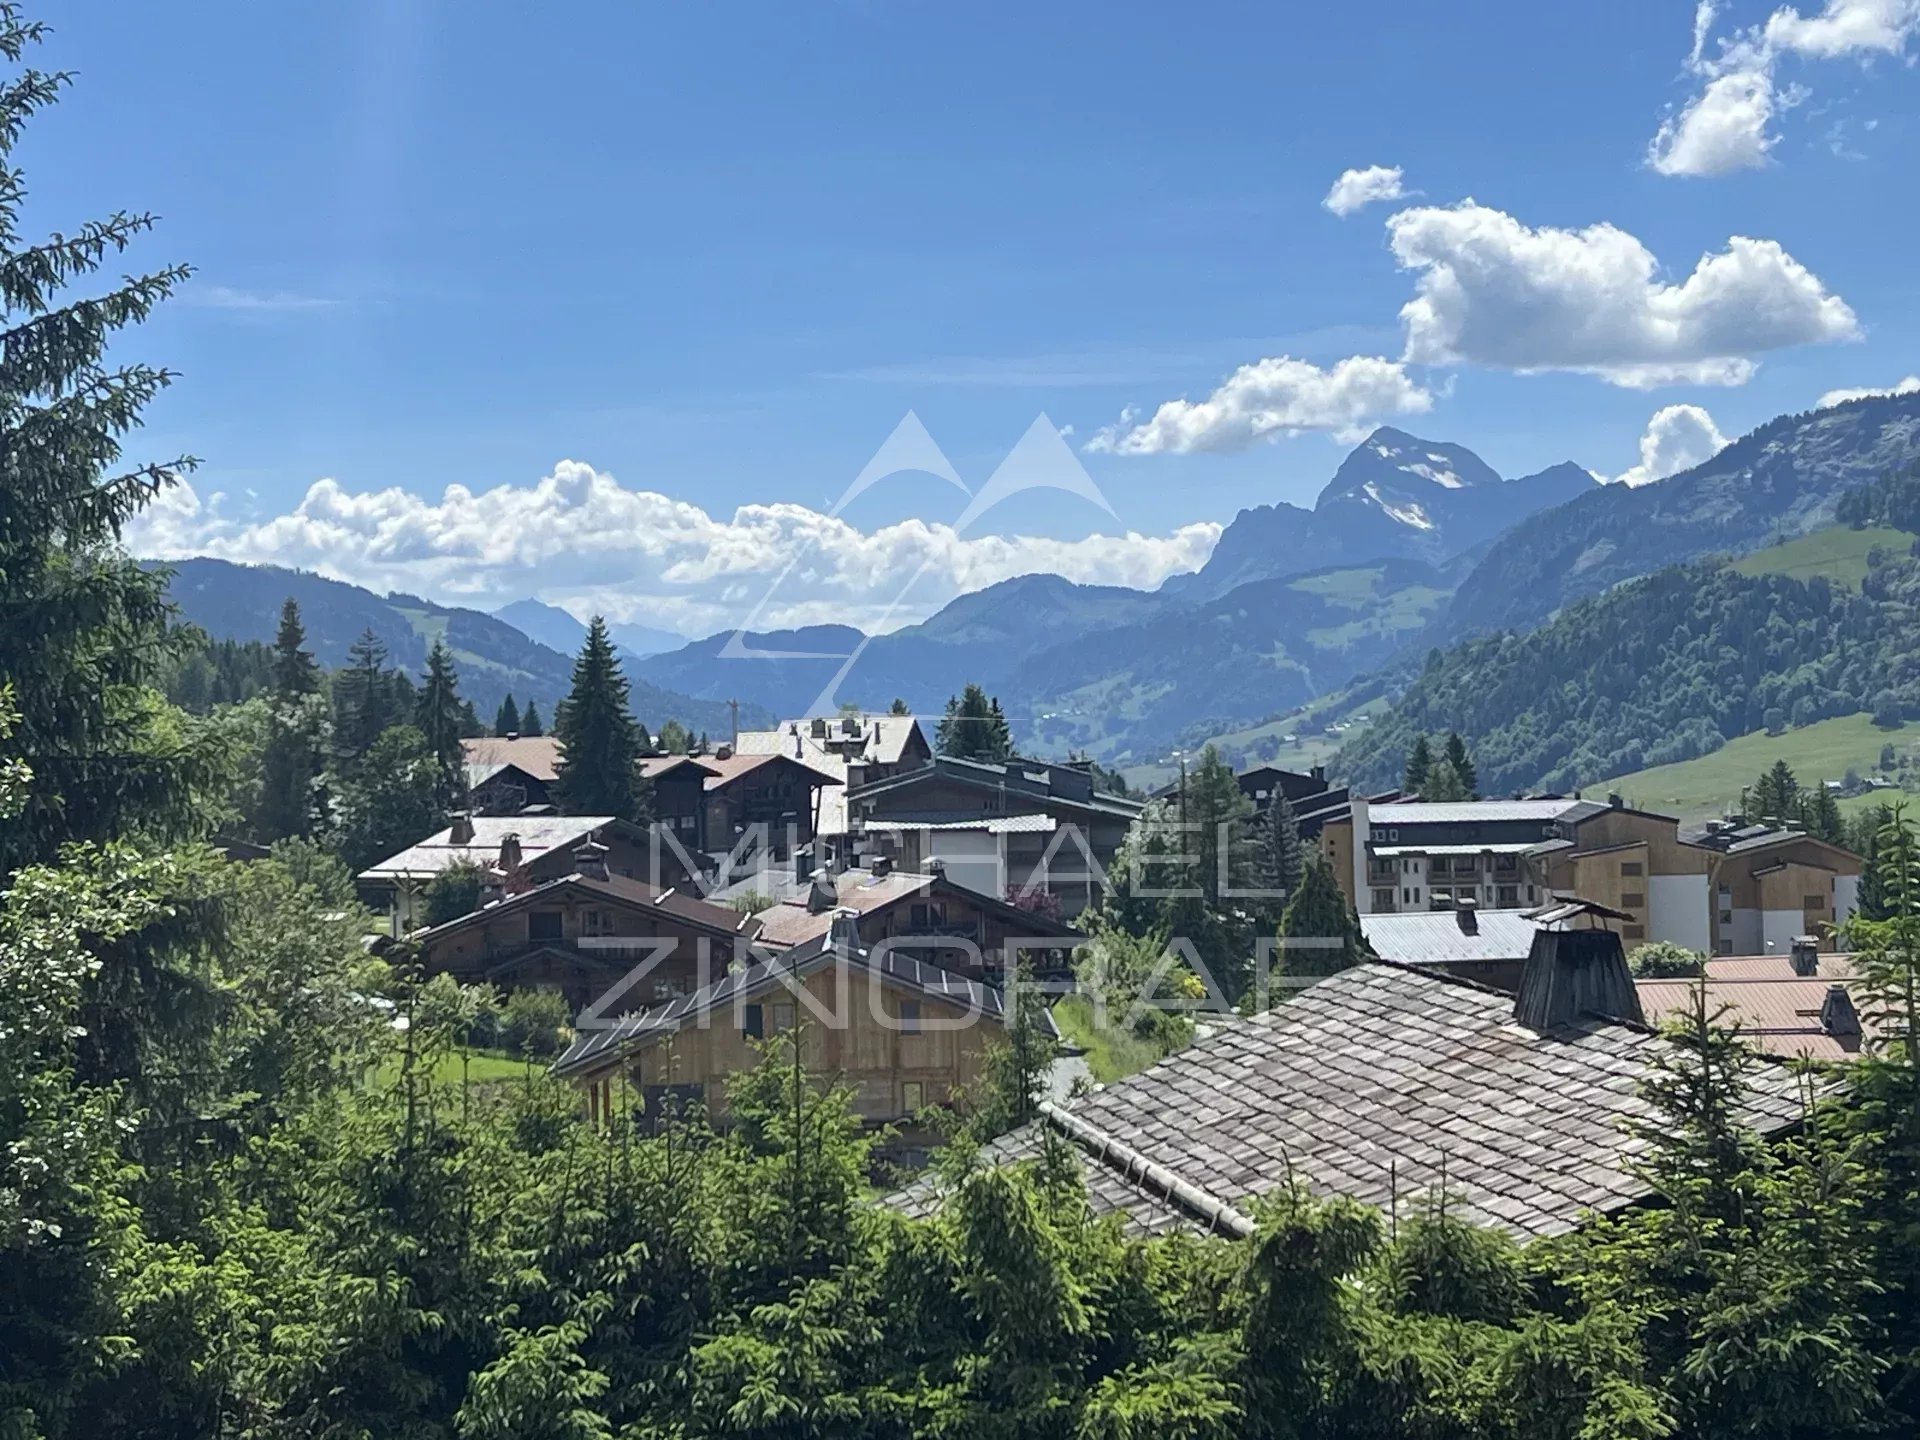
[{"x1": 499, "y1": 987, "x2": 570, "y2": 1058}]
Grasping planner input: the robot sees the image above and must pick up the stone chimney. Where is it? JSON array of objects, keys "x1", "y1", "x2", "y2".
[
  {"x1": 498, "y1": 831, "x2": 523, "y2": 874},
  {"x1": 1514, "y1": 926, "x2": 1644, "y2": 1032},
  {"x1": 870, "y1": 854, "x2": 893, "y2": 879},
  {"x1": 1789, "y1": 935, "x2": 1820, "y2": 977},
  {"x1": 1455, "y1": 897, "x2": 1478, "y2": 934},
  {"x1": 572, "y1": 838, "x2": 610, "y2": 882},
  {"x1": 715, "y1": 742, "x2": 733, "y2": 761},
  {"x1": 448, "y1": 812, "x2": 476, "y2": 846}
]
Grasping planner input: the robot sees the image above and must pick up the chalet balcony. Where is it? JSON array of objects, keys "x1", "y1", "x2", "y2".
[{"x1": 1365, "y1": 862, "x2": 1397, "y2": 886}]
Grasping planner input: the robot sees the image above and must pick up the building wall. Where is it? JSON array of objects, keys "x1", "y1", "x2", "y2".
[
  {"x1": 929, "y1": 830, "x2": 1002, "y2": 899},
  {"x1": 1836, "y1": 874, "x2": 1862, "y2": 927},
  {"x1": 575, "y1": 964, "x2": 994, "y2": 1126},
  {"x1": 1649, "y1": 873, "x2": 1712, "y2": 952}
]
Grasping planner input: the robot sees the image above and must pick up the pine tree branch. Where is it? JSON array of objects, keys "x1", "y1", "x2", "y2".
[{"x1": 0, "y1": 212, "x2": 161, "y2": 313}]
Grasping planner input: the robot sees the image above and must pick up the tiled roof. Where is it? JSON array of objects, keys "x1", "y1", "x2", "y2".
[
  {"x1": 885, "y1": 962, "x2": 1807, "y2": 1241},
  {"x1": 462, "y1": 736, "x2": 564, "y2": 783},
  {"x1": 359, "y1": 815, "x2": 618, "y2": 881},
  {"x1": 750, "y1": 869, "x2": 936, "y2": 948},
  {"x1": 550, "y1": 929, "x2": 1023, "y2": 1079},
  {"x1": 1360, "y1": 909, "x2": 1542, "y2": 965},
  {"x1": 694, "y1": 752, "x2": 841, "y2": 791}
]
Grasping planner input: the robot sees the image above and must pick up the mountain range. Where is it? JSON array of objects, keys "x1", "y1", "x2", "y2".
[
  {"x1": 149, "y1": 391, "x2": 1920, "y2": 781},
  {"x1": 153, "y1": 558, "x2": 764, "y2": 737}
]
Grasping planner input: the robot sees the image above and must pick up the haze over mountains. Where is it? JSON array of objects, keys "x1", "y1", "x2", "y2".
[{"x1": 150, "y1": 392, "x2": 1920, "y2": 774}]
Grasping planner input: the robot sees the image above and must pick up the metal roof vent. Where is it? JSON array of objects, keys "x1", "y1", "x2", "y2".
[
  {"x1": 1515, "y1": 927, "x2": 1643, "y2": 1033},
  {"x1": 1455, "y1": 898, "x2": 1478, "y2": 934},
  {"x1": 1821, "y1": 984, "x2": 1862, "y2": 1038}
]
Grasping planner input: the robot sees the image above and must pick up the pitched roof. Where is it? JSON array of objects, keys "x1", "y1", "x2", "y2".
[
  {"x1": 409, "y1": 869, "x2": 759, "y2": 946},
  {"x1": 1638, "y1": 953, "x2": 1867, "y2": 1062},
  {"x1": 462, "y1": 735, "x2": 564, "y2": 783},
  {"x1": 751, "y1": 869, "x2": 936, "y2": 948},
  {"x1": 359, "y1": 814, "x2": 620, "y2": 881},
  {"x1": 693, "y1": 751, "x2": 842, "y2": 791},
  {"x1": 549, "y1": 928, "x2": 1024, "y2": 1079},
  {"x1": 1359, "y1": 908, "x2": 1542, "y2": 965},
  {"x1": 848, "y1": 755, "x2": 1144, "y2": 821},
  {"x1": 885, "y1": 962, "x2": 1806, "y2": 1240},
  {"x1": 861, "y1": 813, "x2": 1059, "y2": 834}
]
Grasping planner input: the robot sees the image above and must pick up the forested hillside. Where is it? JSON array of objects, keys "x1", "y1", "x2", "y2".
[{"x1": 1336, "y1": 532, "x2": 1920, "y2": 795}]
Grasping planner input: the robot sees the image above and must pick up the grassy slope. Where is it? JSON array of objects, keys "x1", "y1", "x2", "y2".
[
  {"x1": 1727, "y1": 526, "x2": 1914, "y2": 587},
  {"x1": 1601, "y1": 712, "x2": 1916, "y2": 821},
  {"x1": 1051, "y1": 996, "x2": 1183, "y2": 1084}
]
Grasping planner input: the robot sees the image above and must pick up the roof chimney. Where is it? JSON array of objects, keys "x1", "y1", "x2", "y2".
[
  {"x1": 1514, "y1": 926, "x2": 1644, "y2": 1033},
  {"x1": 806, "y1": 869, "x2": 839, "y2": 914},
  {"x1": 715, "y1": 742, "x2": 733, "y2": 761},
  {"x1": 870, "y1": 854, "x2": 893, "y2": 879},
  {"x1": 498, "y1": 831, "x2": 523, "y2": 873},
  {"x1": 1607, "y1": 792, "x2": 1623, "y2": 809},
  {"x1": 448, "y1": 812, "x2": 476, "y2": 846},
  {"x1": 572, "y1": 838, "x2": 610, "y2": 881},
  {"x1": 1789, "y1": 936, "x2": 1820, "y2": 977},
  {"x1": 1820, "y1": 984, "x2": 1862, "y2": 1038},
  {"x1": 794, "y1": 731, "x2": 803, "y2": 758},
  {"x1": 1455, "y1": 897, "x2": 1478, "y2": 934},
  {"x1": 829, "y1": 906, "x2": 861, "y2": 956}
]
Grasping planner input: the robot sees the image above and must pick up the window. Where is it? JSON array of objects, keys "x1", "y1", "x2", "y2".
[
  {"x1": 1497, "y1": 885, "x2": 1518, "y2": 907},
  {"x1": 1719, "y1": 909, "x2": 1733, "y2": 926},
  {"x1": 1402, "y1": 887, "x2": 1410, "y2": 903},
  {"x1": 582, "y1": 908, "x2": 612, "y2": 936},
  {"x1": 528, "y1": 910, "x2": 563, "y2": 941},
  {"x1": 1621, "y1": 892, "x2": 1645, "y2": 909},
  {"x1": 1623, "y1": 924, "x2": 1645, "y2": 941},
  {"x1": 901, "y1": 1080, "x2": 924, "y2": 1113},
  {"x1": 771, "y1": 1002, "x2": 796, "y2": 1032},
  {"x1": 1803, "y1": 893, "x2": 1826, "y2": 910},
  {"x1": 1620, "y1": 861, "x2": 1644, "y2": 877},
  {"x1": 899, "y1": 999, "x2": 921, "y2": 1035},
  {"x1": 1371, "y1": 888, "x2": 1395, "y2": 911},
  {"x1": 742, "y1": 1003, "x2": 764, "y2": 1039}
]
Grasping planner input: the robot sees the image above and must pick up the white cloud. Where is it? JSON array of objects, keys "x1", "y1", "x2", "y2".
[
  {"x1": 1614, "y1": 404, "x2": 1731, "y2": 487},
  {"x1": 1651, "y1": 0, "x2": 1920, "y2": 176},
  {"x1": 1386, "y1": 200, "x2": 1858, "y2": 387},
  {"x1": 1323, "y1": 165, "x2": 1407, "y2": 218},
  {"x1": 1817, "y1": 374, "x2": 1920, "y2": 407},
  {"x1": 1649, "y1": 68, "x2": 1777, "y2": 175},
  {"x1": 1083, "y1": 355, "x2": 1434, "y2": 455},
  {"x1": 127, "y1": 460, "x2": 1221, "y2": 636},
  {"x1": 187, "y1": 284, "x2": 341, "y2": 312}
]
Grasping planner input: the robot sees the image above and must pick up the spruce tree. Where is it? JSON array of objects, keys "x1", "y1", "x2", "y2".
[
  {"x1": 521, "y1": 700, "x2": 543, "y2": 736},
  {"x1": 1261, "y1": 788, "x2": 1306, "y2": 913},
  {"x1": 0, "y1": 12, "x2": 206, "y2": 873},
  {"x1": 259, "y1": 599, "x2": 327, "y2": 840},
  {"x1": 1443, "y1": 731, "x2": 1477, "y2": 798},
  {"x1": 334, "y1": 627, "x2": 395, "y2": 764},
  {"x1": 1277, "y1": 855, "x2": 1369, "y2": 981},
  {"x1": 493, "y1": 693, "x2": 521, "y2": 736},
  {"x1": 1752, "y1": 759, "x2": 1801, "y2": 824},
  {"x1": 270, "y1": 598, "x2": 320, "y2": 696},
  {"x1": 415, "y1": 638, "x2": 465, "y2": 810},
  {"x1": 552, "y1": 617, "x2": 649, "y2": 821},
  {"x1": 1404, "y1": 736, "x2": 1433, "y2": 795},
  {"x1": 1422, "y1": 758, "x2": 1471, "y2": 802},
  {"x1": 937, "y1": 682, "x2": 1012, "y2": 763}
]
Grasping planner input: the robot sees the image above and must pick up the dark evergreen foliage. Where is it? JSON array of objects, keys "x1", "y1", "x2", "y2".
[{"x1": 552, "y1": 617, "x2": 650, "y2": 821}]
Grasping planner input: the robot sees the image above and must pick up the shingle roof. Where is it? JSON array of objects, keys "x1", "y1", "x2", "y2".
[
  {"x1": 885, "y1": 962, "x2": 1807, "y2": 1241},
  {"x1": 1360, "y1": 909, "x2": 1542, "y2": 965},
  {"x1": 408, "y1": 870, "x2": 758, "y2": 946},
  {"x1": 750, "y1": 869, "x2": 937, "y2": 948},
  {"x1": 359, "y1": 815, "x2": 619, "y2": 881},
  {"x1": 550, "y1": 930, "x2": 1023, "y2": 1079}
]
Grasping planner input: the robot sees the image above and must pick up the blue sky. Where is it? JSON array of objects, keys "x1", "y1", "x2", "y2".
[{"x1": 36, "y1": 0, "x2": 1920, "y2": 633}]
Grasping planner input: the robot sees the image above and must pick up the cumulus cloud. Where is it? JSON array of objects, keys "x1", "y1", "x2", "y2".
[
  {"x1": 1386, "y1": 200, "x2": 1858, "y2": 387},
  {"x1": 1614, "y1": 404, "x2": 1731, "y2": 487},
  {"x1": 1083, "y1": 355, "x2": 1434, "y2": 455},
  {"x1": 1323, "y1": 165, "x2": 1407, "y2": 217},
  {"x1": 1649, "y1": 68, "x2": 1777, "y2": 176},
  {"x1": 1817, "y1": 374, "x2": 1920, "y2": 407},
  {"x1": 126, "y1": 460, "x2": 1221, "y2": 636},
  {"x1": 1650, "y1": 0, "x2": 1920, "y2": 176}
]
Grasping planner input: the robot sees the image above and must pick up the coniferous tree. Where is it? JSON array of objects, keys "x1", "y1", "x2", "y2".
[
  {"x1": 889, "y1": 697, "x2": 910, "y2": 716},
  {"x1": 415, "y1": 638, "x2": 465, "y2": 810},
  {"x1": 937, "y1": 682, "x2": 1013, "y2": 763},
  {"x1": 493, "y1": 693, "x2": 520, "y2": 736},
  {"x1": 1277, "y1": 855, "x2": 1369, "y2": 981},
  {"x1": 270, "y1": 598, "x2": 320, "y2": 696},
  {"x1": 521, "y1": 700, "x2": 543, "y2": 736},
  {"x1": 1421, "y1": 758, "x2": 1471, "y2": 802},
  {"x1": 1800, "y1": 784, "x2": 1845, "y2": 845},
  {"x1": 552, "y1": 617, "x2": 649, "y2": 821},
  {"x1": 1404, "y1": 735, "x2": 1433, "y2": 795},
  {"x1": 1442, "y1": 731, "x2": 1477, "y2": 798},
  {"x1": 457, "y1": 697, "x2": 484, "y2": 737},
  {"x1": 259, "y1": 600, "x2": 328, "y2": 841},
  {"x1": 334, "y1": 628, "x2": 395, "y2": 764},
  {"x1": 0, "y1": 15, "x2": 206, "y2": 873},
  {"x1": 1751, "y1": 759, "x2": 1802, "y2": 824},
  {"x1": 1260, "y1": 789, "x2": 1306, "y2": 913}
]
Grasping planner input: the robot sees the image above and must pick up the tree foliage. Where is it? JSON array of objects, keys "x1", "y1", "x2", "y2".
[{"x1": 552, "y1": 617, "x2": 650, "y2": 821}]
